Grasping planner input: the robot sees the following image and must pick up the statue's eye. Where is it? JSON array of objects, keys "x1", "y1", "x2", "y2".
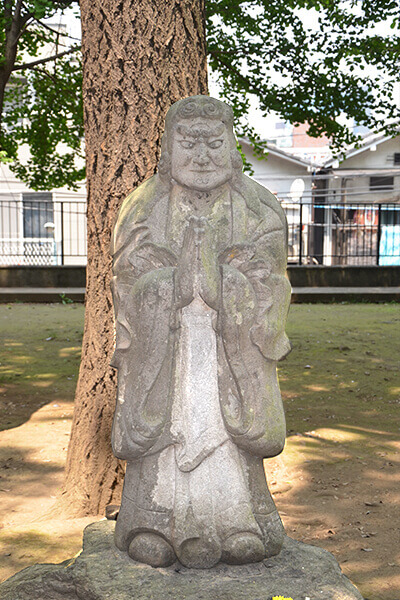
[
  {"x1": 179, "y1": 140, "x2": 194, "y2": 149},
  {"x1": 208, "y1": 139, "x2": 223, "y2": 149}
]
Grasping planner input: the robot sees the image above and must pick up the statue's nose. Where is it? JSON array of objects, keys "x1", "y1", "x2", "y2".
[{"x1": 193, "y1": 145, "x2": 210, "y2": 166}]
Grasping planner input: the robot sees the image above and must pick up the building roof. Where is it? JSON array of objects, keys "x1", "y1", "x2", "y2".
[
  {"x1": 315, "y1": 168, "x2": 400, "y2": 178},
  {"x1": 324, "y1": 127, "x2": 400, "y2": 168},
  {"x1": 239, "y1": 138, "x2": 318, "y2": 170}
]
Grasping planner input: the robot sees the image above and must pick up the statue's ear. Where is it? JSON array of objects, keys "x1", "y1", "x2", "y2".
[
  {"x1": 158, "y1": 151, "x2": 171, "y2": 180},
  {"x1": 231, "y1": 149, "x2": 243, "y2": 172}
]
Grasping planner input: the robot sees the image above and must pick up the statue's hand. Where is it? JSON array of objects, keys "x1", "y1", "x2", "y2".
[
  {"x1": 175, "y1": 216, "x2": 200, "y2": 308},
  {"x1": 196, "y1": 217, "x2": 221, "y2": 311},
  {"x1": 176, "y1": 216, "x2": 221, "y2": 310}
]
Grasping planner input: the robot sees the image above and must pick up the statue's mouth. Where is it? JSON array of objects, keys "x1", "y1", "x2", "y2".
[{"x1": 190, "y1": 170, "x2": 214, "y2": 173}]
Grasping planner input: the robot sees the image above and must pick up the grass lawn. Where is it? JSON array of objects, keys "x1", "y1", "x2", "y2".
[{"x1": 0, "y1": 302, "x2": 399, "y2": 599}]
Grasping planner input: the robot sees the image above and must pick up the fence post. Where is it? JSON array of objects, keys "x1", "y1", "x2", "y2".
[
  {"x1": 298, "y1": 201, "x2": 303, "y2": 265},
  {"x1": 376, "y1": 203, "x2": 382, "y2": 266},
  {"x1": 60, "y1": 202, "x2": 65, "y2": 266}
]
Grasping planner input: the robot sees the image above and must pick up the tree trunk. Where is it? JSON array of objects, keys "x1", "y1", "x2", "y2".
[{"x1": 60, "y1": 0, "x2": 208, "y2": 516}]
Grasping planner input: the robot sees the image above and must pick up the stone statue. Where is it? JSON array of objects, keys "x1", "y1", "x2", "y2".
[{"x1": 110, "y1": 95, "x2": 292, "y2": 570}]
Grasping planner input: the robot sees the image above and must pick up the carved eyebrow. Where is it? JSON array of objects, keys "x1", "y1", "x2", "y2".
[{"x1": 176, "y1": 124, "x2": 225, "y2": 138}]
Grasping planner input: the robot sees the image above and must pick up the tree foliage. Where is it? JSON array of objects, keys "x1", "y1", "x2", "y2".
[
  {"x1": 207, "y1": 0, "x2": 400, "y2": 156},
  {"x1": 0, "y1": 0, "x2": 83, "y2": 189},
  {"x1": 0, "y1": 0, "x2": 399, "y2": 190}
]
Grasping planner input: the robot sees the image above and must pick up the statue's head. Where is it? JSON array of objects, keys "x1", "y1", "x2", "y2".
[{"x1": 159, "y1": 96, "x2": 243, "y2": 192}]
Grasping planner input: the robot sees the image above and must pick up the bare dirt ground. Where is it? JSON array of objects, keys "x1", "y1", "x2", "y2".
[{"x1": 0, "y1": 302, "x2": 399, "y2": 600}]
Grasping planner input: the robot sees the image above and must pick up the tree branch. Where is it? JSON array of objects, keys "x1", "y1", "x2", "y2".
[
  {"x1": 15, "y1": 14, "x2": 34, "y2": 43},
  {"x1": 11, "y1": 46, "x2": 81, "y2": 71},
  {"x1": 30, "y1": 65, "x2": 58, "y2": 83},
  {"x1": 3, "y1": 1, "x2": 32, "y2": 75},
  {"x1": 4, "y1": 0, "x2": 13, "y2": 29},
  {"x1": 29, "y1": 66, "x2": 84, "y2": 106},
  {"x1": 33, "y1": 17, "x2": 82, "y2": 42},
  {"x1": 12, "y1": 0, "x2": 24, "y2": 22}
]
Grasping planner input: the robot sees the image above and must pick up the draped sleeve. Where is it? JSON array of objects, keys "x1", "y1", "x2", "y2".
[
  {"x1": 217, "y1": 179, "x2": 291, "y2": 458},
  {"x1": 110, "y1": 176, "x2": 178, "y2": 460}
]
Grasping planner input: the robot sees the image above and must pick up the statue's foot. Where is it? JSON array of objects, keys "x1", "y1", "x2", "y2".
[
  {"x1": 177, "y1": 537, "x2": 221, "y2": 569},
  {"x1": 221, "y1": 532, "x2": 265, "y2": 565},
  {"x1": 128, "y1": 532, "x2": 176, "y2": 567}
]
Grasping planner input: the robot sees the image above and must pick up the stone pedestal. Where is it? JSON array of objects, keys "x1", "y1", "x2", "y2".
[{"x1": 1, "y1": 520, "x2": 364, "y2": 600}]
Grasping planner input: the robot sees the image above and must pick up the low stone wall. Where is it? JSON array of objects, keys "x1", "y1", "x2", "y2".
[
  {"x1": 0, "y1": 266, "x2": 86, "y2": 288},
  {"x1": 288, "y1": 265, "x2": 400, "y2": 288},
  {"x1": 0, "y1": 265, "x2": 399, "y2": 289}
]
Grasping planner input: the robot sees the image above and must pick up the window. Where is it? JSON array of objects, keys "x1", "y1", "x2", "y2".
[
  {"x1": 369, "y1": 176, "x2": 394, "y2": 191},
  {"x1": 382, "y1": 208, "x2": 400, "y2": 226},
  {"x1": 22, "y1": 193, "x2": 54, "y2": 238},
  {"x1": 394, "y1": 153, "x2": 400, "y2": 165}
]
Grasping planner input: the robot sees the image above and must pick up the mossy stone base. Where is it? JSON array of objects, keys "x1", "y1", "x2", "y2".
[{"x1": 0, "y1": 520, "x2": 364, "y2": 600}]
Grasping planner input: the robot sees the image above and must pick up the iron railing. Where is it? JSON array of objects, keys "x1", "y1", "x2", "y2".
[
  {"x1": 0, "y1": 199, "x2": 87, "y2": 266},
  {"x1": 282, "y1": 201, "x2": 400, "y2": 265},
  {"x1": 0, "y1": 198, "x2": 399, "y2": 266}
]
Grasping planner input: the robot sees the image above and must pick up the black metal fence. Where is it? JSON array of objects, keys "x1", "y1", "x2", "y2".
[
  {"x1": 1, "y1": 198, "x2": 399, "y2": 266},
  {"x1": 283, "y1": 202, "x2": 400, "y2": 265},
  {"x1": 0, "y1": 199, "x2": 87, "y2": 266}
]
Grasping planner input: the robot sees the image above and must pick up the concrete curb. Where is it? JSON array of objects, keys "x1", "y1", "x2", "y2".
[
  {"x1": 0, "y1": 287, "x2": 86, "y2": 302},
  {"x1": 1, "y1": 287, "x2": 399, "y2": 303},
  {"x1": 291, "y1": 286, "x2": 400, "y2": 303}
]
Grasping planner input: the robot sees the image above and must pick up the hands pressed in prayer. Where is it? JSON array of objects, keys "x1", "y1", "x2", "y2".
[{"x1": 175, "y1": 215, "x2": 221, "y2": 311}]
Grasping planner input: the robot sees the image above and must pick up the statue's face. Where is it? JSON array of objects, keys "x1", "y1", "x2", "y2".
[{"x1": 170, "y1": 118, "x2": 233, "y2": 192}]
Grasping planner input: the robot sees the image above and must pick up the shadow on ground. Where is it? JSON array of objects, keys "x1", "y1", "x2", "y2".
[{"x1": 270, "y1": 303, "x2": 400, "y2": 600}]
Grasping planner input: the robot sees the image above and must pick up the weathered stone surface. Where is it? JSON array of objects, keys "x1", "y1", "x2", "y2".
[
  {"x1": 0, "y1": 520, "x2": 364, "y2": 600},
  {"x1": 110, "y1": 96, "x2": 292, "y2": 568}
]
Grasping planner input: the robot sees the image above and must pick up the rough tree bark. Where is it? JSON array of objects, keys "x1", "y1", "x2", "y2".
[{"x1": 60, "y1": 0, "x2": 208, "y2": 516}]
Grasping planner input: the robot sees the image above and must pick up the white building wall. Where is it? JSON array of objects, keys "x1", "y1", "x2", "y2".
[
  {"x1": 0, "y1": 162, "x2": 87, "y2": 265},
  {"x1": 342, "y1": 137, "x2": 400, "y2": 170},
  {"x1": 327, "y1": 137, "x2": 400, "y2": 205},
  {"x1": 240, "y1": 141, "x2": 314, "y2": 264},
  {"x1": 240, "y1": 141, "x2": 313, "y2": 202},
  {"x1": 321, "y1": 136, "x2": 400, "y2": 265}
]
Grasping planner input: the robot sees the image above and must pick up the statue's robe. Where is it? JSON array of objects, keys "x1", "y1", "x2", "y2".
[{"x1": 110, "y1": 173, "x2": 291, "y2": 563}]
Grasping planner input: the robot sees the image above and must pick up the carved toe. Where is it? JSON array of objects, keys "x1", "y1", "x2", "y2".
[
  {"x1": 177, "y1": 537, "x2": 221, "y2": 569},
  {"x1": 128, "y1": 532, "x2": 176, "y2": 567},
  {"x1": 221, "y1": 532, "x2": 265, "y2": 565}
]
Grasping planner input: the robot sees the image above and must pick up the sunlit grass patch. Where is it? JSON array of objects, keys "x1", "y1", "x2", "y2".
[{"x1": 58, "y1": 347, "x2": 82, "y2": 358}]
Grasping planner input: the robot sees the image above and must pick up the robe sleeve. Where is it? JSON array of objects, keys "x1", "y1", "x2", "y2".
[
  {"x1": 110, "y1": 184, "x2": 178, "y2": 460},
  {"x1": 219, "y1": 212, "x2": 291, "y2": 362},
  {"x1": 246, "y1": 228, "x2": 291, "y2": 363},
  {"x1": 217, "y1": 196, "x2": 291, "y2": 458}
]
